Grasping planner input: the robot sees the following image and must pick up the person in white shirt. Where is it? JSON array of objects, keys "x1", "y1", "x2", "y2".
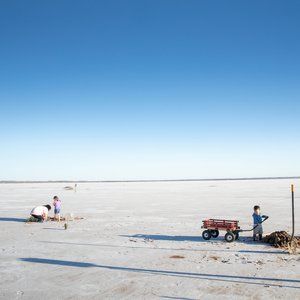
[{"x1": 30, "y1": 205, "x2": 51, "y2": 222}]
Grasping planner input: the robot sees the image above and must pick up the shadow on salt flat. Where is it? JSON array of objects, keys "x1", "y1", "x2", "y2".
[
  {"x1": 39, "y1": 240, "x2": 287, "y2": 255},
  {"x1": 120, "y1": 234, "x2": 203, "y2": 242},
  {"x1": 0, "y1": 217, "x2": 27, "y2": 223},
  {"x1": 43, "y1": 227, "x2": 65, "y2": 231},
  {"x1": 19, "y1": 257, "x2": 300, "y2": 289}
]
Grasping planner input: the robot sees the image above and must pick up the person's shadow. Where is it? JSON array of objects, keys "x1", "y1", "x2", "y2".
[{"x1": 0, "y1": 217, "x2": 27, "y2": 222}]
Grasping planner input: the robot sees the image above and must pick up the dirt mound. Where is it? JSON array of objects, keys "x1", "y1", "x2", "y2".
[
  {"x1": 169, "y1": 255, "x2": 185, "y2": 259},
  {"x1": 49, "y1": 216, "x2": 84, "y2": 222},
  {"x1": 64, "y1": 186, "x2": 74, "y2": 190},
  {"x1": 263, "y1": 231, "x2": 300, "y2": 250},
  {"x1": 26, "y1": 216, "x2": 84, "y2": 223}
]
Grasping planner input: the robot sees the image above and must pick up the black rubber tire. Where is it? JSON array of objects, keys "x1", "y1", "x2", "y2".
[
  {"x1": 225, "y1": 231, "x2": 235, "y2": 243},
  {"x1": 234, "y1": 231, "x2": 239, "y2": 240},
  {"x1": 202, "y1": 230, "x2": 212, "y2": 240},
  {"x1": 211, "y1": 230, "x2": 219, "y2": 238}
]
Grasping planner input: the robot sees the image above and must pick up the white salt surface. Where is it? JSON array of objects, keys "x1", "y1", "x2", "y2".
[{"x1": 0, "y1": 179, "x2": 299, "y2": 299}]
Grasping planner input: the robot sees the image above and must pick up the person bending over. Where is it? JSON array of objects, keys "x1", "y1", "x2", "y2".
[{"x1": 30, "y1": 205, "x2": 51, "y2": 222}]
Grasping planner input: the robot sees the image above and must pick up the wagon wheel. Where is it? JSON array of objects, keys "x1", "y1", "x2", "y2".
[
  {"x1": 225, "y1": 231, "x2": 235, "y2": 243},
  {"x1": 211, "y1": 230, "x2": 219, "y2": 238},
  {"x1": 202, "y1": 230, "x2": 212, "y2": 240},
  {"x1": 233, "y1": 231, "x2": 239, "y2": 240}
]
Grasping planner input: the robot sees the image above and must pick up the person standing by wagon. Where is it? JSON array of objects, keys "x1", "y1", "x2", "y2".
[
  {"x1": 252, "y1": 205, "x2": 268, "y2": 241},
  {"x1": 53, "y1": 196, "x2": 62, "y2": 222}
]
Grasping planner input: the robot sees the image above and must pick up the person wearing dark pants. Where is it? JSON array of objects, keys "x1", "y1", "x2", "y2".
[
  {"x1": 252, "y1": 205, "x2": 268, "y2": 241},
  {"x1": 30, "y1": 205, "x2": 51, "y2": 222}
]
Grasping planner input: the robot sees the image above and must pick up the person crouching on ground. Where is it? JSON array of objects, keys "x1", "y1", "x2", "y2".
[
  {"x1": 252, "y1": 205, "x2": 268, "y2": 241},
  {"x1": 30, "y1": 205, "x2": 51, "y2": 222},
  {"x1": 53, "y1": 196, "x2": 62, "y2": 221}
]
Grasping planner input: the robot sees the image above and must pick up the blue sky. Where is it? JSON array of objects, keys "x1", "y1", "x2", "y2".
[{"x1": 0, "y1": 1, "x2": 300, "y2": 180}]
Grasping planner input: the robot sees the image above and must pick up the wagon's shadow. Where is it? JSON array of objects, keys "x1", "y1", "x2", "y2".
[
  {"x1": 120, "y1": 234, "x2": 205, "y2": 242},
  {"x1": 120, "y1": 234, "x2": 269, "y2": 247},
  {"x1": 40, "y1": 240, "x2": 286, "y2": 254},
  {"x1": 120, "y1": 233, "x2": 254, "y2": 243}
]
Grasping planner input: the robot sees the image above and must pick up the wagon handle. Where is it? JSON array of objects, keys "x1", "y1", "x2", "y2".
[{"x1": 238, "y1": 215, "x2": 269, "y2": 233}]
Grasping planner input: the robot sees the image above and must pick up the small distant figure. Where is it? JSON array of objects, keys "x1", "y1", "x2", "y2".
[
  {"x1": 53, "y1": 196, "x2": 62, "y2": 222},
  {"x1": 30, "y1": 205, "x2": 51, "y2": 222},
  {"x1": 74, "y1": 183, "x2": 77, "y2": 192},
  {"x1": 252, "y1": 205, "x2": 268, "y2": 241}
]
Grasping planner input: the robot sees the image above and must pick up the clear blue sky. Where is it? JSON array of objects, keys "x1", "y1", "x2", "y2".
[{"x1": 1, "y1": 1, "x2": 299, "y2": 180}]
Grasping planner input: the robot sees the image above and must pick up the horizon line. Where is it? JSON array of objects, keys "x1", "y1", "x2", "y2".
[{"x1": 0, "y1": 176, "x2": 300, "y2": 184}]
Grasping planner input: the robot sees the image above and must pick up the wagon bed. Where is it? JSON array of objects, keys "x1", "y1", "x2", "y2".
[{"x1": 202, "y1": 218, "x2": 240, "y2": 231}]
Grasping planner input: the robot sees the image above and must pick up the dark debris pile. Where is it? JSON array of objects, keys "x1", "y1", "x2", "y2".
[{"x1": 263, "y1": 231, "x2": 300, "y2": 249}]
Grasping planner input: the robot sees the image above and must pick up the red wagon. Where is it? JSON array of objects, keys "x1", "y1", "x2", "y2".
[
  {"x1": 201, "y1": 218, "x2": 240, "y2": 242},
  {"x1": 202, "y1": 216, "x2": 269, "y2": 242}
]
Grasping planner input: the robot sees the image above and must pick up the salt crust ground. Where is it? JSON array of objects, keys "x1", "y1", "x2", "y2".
[{"x1": 0, "y1": 179, "x2": 299, "y2": 299}]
